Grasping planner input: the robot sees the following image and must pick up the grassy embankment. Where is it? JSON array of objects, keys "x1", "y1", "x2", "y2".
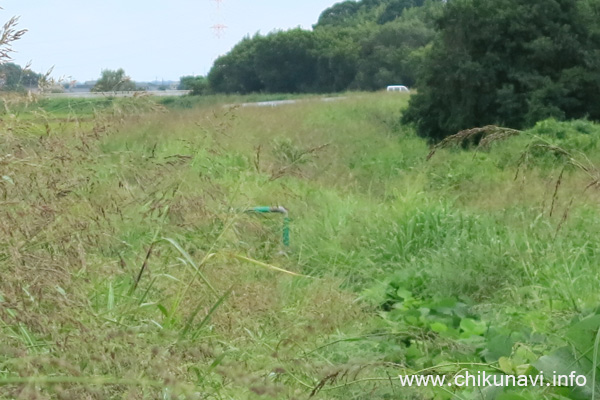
[{"x1": 2, "y1": 92, "x2": 600, "y2": 399}]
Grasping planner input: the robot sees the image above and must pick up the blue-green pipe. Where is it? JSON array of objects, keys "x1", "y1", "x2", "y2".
[{"x1": 246, "y1": 206, "x2": 289, "y2": 246}]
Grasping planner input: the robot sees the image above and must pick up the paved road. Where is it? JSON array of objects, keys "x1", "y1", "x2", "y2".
[
  {"x1": 239, "y1": 96, "x2": 347, "y2": 108},
  {"x1": 44, "y1": 90, "x2": 191, "y2": 99},
  {"x1": 44, "y1": 91, "x2": 349, "y2": 108}
]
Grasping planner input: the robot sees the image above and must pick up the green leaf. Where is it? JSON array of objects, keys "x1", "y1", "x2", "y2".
[
  {"x1": 567, "y1": 314, "x2": 600, "y2": 357},
  {"x1": 482, "y1": 333, "x2": 515, "y2": 362},
  {"x1": 156, "y1": 304, "x2": 169, "y2": 318},
  {"x1": 430, "y1": 322, "x2": 448, "y2": 333},
  {"x1": 498, "y1": 357, "x2": 514, "y2": 374},
  {"x1": 496, "y1": 393, "x2": 528, "y2": 400},
  {"x1": 460, "y1": 318, "x2": 486, "y2": 336},
  {"x1": 514, "y1": 364, "x2": 537, "y2": 376},
  {"x1": 396, "y1": 288, "x2": 413, "y2": 301},
  {"x1": 533, "y1": 346, "x2": 595, "y2": 400}
]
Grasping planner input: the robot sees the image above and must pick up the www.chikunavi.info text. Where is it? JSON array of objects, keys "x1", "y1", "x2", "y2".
[{"x1": 399, "y1": 371, "x2": 587, "y2": 388}]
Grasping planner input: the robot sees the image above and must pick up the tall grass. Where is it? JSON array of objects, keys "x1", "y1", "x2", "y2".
[{"x1": 2, "y1": 92, "x2": 600, "y2": 398}]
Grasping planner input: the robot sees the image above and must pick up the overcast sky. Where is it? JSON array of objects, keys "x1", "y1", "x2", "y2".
[{"x1": 1, "y1": 0, "x2": 341, "y2": 82}]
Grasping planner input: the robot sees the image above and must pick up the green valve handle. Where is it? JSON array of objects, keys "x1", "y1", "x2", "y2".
[
  {"x1": 252, "y1": 206, "x2": 273, "y2": 213},
  {"x1": 246, "y1": 206, "x2": 289, "y2": 246},
  {"x1": 283, "y1": 216, "x2": 290, "y2": 247}
]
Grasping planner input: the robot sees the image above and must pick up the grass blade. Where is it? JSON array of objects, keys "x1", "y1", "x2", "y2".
[
  {"x1": 162, "y1": 237, "x2": 218, "y2": 295},
  {"x1": 190, "y1": 288, "x2": 232, "y2": 340},
  {"x1": 229, "y1": 253, "x2": 312, "y2": 278}
]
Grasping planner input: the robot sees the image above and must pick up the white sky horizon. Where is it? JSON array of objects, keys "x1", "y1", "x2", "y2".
[{"x1": 1, "y1": 0, "x2": 341, "y2": 83}]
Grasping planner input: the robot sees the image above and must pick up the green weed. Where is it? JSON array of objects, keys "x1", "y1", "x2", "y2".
[{"x1": 2, "y1": 92, "x2": 600, "y2": 399}]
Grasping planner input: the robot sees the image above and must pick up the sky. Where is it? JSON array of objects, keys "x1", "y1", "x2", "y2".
[{"x1": 1, "y1": 0, "x2": 342, "y2": 83}]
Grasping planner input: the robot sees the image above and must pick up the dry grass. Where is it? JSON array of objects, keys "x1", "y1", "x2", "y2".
[
  {"x1": 4, "y1": 93, "x2": 600, "y2": 399},
  {"x1": 0, "y1": 12, "x2": 26, "y2": 63},
  {"x1": 0, "y1": 95, "x2": 372, "y2": 399},
  {"x1": 427, "y1": 125, "x2": 521, "y2": 160}
]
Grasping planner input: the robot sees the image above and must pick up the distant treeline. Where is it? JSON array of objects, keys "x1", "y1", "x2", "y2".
[
  {"x1": 205, "y1": 0, "x2": 443, "y2": 94},
  {"x1": 202, "y1": 0, "x2": 600, "y2": 141},
  {"x1": 0, "y1": 63, "x2": 42, "y2": 92}
]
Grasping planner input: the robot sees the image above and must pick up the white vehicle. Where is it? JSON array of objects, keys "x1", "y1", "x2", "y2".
[{"x1": 386, "y1": 85, "x2": 409, "y2": 92}]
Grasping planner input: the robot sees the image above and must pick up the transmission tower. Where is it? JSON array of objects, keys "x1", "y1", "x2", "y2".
[
  {"x1": 210, "y1": 0, "x2": 228, "y2": 38},
  {"x1": 210, "y1": 0, "x2": 224, "y2": 10},
  {"x1": 210, "y1": 24, "x2": 228, "y2": 38}
]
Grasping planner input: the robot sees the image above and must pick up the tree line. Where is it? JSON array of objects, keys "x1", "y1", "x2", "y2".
[
  {"x1": 5, "y1": 0, "x2": 600, "y2": 141},
  {"x1": 205, "y1": 0, "x2": 443, "y2": 94},
  {"x1": 0, "y1": 63, "x2": 41, "y2": 92},
  {"x1": 202, "y1": 0, "x2": 600, "y2": 141}
]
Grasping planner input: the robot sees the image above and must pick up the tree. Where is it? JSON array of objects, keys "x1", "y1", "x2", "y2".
[
  {"x1": 252, "y1": 29, "x2": 319, "y2": 93},
  {"x1": 0, "y1": 62, "x2": 40, "y2": 91},
  {"x1": 178, "y1": 75, "x2": 209, "y2": 95},
  {"x1": 315, "y1": 0, "x2": 437, "y2": 28},
  {"x1": 315, "y1": 1, "x2": 362, "y2": 27},
  {"x1": 206, "y1": 0, "x2": 441, "y2": 94},
  {"x1": 403, "y1": 0, "x2": 600, "y2": 141},
  {"x1": 353, "y1": 16, "x2": 435, "y2": 90},
  {"x1": 313, "y1": 27, "x2": 361, "y2": 92},
  {"x1": 208, "y1": 36, "x2": 264, "y2": 94},
  {"x1": 208, "y1": 30, "x2": 321, "y2": 94},
  {"x1": 376, "y1": 0, "x2": 426, "y2": 24},
  {"x1": 91, "y1": 68, "x2": 137, "y2": 92}
]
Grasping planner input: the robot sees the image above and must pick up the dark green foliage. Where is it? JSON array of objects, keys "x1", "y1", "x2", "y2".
[
  {"x1": 91, "y1": 68, "x2": 137, "y2": 92},
  {"x1": 403, "y1": 0, "x2": 600, "y2": 141},
  {"x1": 208, "y1": 36, "x2": 264, "y2": 94},
  {"x1": 314, "y1": 0, "x2": 430, "y2": 28},
  {"x1": 377, "y1": 0, "x2": 427, "y2": 24},
  {"x1": 252, "y1": 29, "x2": 319, "y2": 93},
  {"x1": 353, "y1": 17, "x2": 434, "y2": 89},
  {"x1": 313, "y1": 28, "x2": 361, "y2": 92},
  {"x1": 0, "y1": 63, "x2": 41, "y2": 92},
  {"x1": 314, "y1": 1, "x2": 362, "y2": 28},
  {"x1": 178, "y1": 75, "x2": 209, "y2": 95},
  {"x1": 206, "y1": 0, "x2": 442, "y2": 94},
  {"x1": 209, "y1": 29, "x2": 339, "y2": 94}
]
